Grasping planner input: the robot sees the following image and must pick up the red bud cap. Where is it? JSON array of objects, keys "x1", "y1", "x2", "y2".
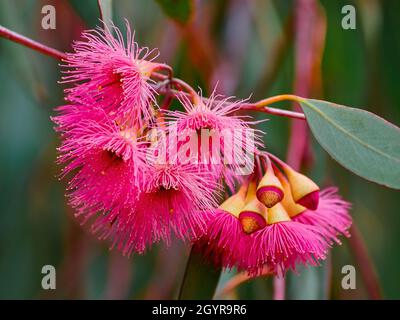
[{"x1": 297, "y1": 190, "x2": 320, "y2": 211}]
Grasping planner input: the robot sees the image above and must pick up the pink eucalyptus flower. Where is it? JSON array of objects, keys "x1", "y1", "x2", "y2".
[
  {"x1": 196, "y1": 209, "x2": 250, "y2": 269},
  {"x1": 193, "y1": 186, "x2": 254, "y2": 269},
  {"x1": 196, "y1": 206, "x2": 327, "y2": 277},
  {"x1": 235, "y1": 202, "x2": 328, "y2": 276},
  {"x1": 54, "y1": 106, "x2": 148, "y2": 220},
  {"x1": 165, "y1": 91, "x2": 263, "y2": 190},
  {"x1": 61, "y1": 22, "x2": 160, "y2": 126},
  {"x1": 115, "y1": 158, "x2": 222, "y2": 255},
  {"x1": 245, "y1": 220, "x2": 328, "y2": 276}
]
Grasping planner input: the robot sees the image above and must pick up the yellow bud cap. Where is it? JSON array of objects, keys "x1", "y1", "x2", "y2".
[
  {"x1": 283, "y1": 166, "x2": 320, "y2": 210},
  {"x1": 256, "y1": 162, "x2": 284, "y2": 208},
  {"x1": 239, "y1": 180, "x2": 267, "y2": 234},
  {"x1": 256, "y1": 175, "x2": 284, "y2": 208},
  {"x1": 267, "y1": 203, "x2": 291, "y2": 225},
  {"x1": 219, "y1": 184, "x2": 247, "y2": 218},
  {"x1": 275, "y1": 170, "x2": 307, "y2": 217}
]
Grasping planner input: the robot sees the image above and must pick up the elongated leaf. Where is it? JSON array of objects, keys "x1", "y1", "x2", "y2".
[
  {"x1": 286, "y1": 259, "x2": 331, "y2": 300},
  {"x1": 178, "y1": 246, "x2": 221, "y2": 300},
  {"x1": 97, "y1": 0, "x2": 113, "y2": 27},
  {"x1": 155, "y1": 0, "x2": 193, "y2": 24},
  {"x1": 300, "y1": 99, "x2": 400, "y2": 189}
]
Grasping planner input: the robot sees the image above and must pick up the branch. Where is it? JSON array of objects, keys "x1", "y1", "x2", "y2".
[
  {"x1": 155, "y1": 84, "x2": 306, "y2": 120},
  {"x1": 0, "y1": 24, "x2": 67, "y2": 61},
  {"x1": 0, "y1": 24, "x2": 306, "y2": 121},
  {"x1": 235, "y1": 102, "x2": 305, "y2": 120}
]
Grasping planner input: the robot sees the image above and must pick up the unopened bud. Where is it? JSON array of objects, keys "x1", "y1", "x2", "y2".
[
  {"x1": 283, "y1": 167, "x2": 320, "y2": 210},
  {"x1": 239, "y1": 179, "x2": 267, "y2": 233},
  {"x1": 256, "y1": 170, "x2": 284, "y2": 208}
]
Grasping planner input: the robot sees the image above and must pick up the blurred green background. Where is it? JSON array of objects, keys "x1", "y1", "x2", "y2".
[{"x1": 0, "y1": 0, "x2": 399, "y2": 299}]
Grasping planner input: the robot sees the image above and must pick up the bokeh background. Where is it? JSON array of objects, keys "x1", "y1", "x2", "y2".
[{"x1": 0, "y1": 0, "x2": 399, "y2": 299}]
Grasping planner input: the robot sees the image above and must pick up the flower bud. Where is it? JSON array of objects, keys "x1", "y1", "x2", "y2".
[
  {"x1": 256, "y1": 168, "x2": 284, "y2": 208},
  {"x1": 219, "y1": 184, "x2": 247, "y2": 217},
  {"x1": 283, "y1": 167, "x2": 320, "y2": 210},
  {"x1": 267, "y1": 203, "x2": 291, "y2": 225},
  {"x1": 275, "y1": 170, "x2": 307, "y2": 217},
  {"x1": 239, "y1": 180, "x2": 267, "y2": 234}
]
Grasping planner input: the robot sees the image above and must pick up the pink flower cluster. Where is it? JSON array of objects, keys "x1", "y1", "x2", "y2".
[{"x1": 53, "y1": 23, "x2": 352, "y2": 276}]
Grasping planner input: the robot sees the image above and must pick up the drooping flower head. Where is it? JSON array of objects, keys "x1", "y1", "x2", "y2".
[
  {"x1": 62, "y1": 21, "x2": 162, "y2": 126},
  {"x1": 194, "y1": 153, "x2": 352, "y2": 277}
]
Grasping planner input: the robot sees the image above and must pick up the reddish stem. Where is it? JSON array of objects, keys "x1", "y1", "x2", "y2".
[
  {"x1": 273, "y1": 0, "x2": 320, "y2": 300},
  {"x1": 273, "y1": 277, "x2": 286, "y2": 300},
  {"x1": 103, "y1": 251, "x2": 133, "y2": 299},
  {"x1": 215, "y1": 266, "x2": 272, "y2": 299},
  {"x1": 97, "y1": 0, "x2": 107, "y2": 22},
  {"x1": 171, "y1": 78, "x2": 198, "y2": 100},
  {"x1": 347, "y1": 224, "x2": 382, "y2": 299},
  {"x1": 155, "y1": 85, "x2": 306, "y2": 120},
  {"x1": 240, "y1": 104, "x2": 305, "y2": 120},
  {"x1": 286, "y1": 0, "x2": 316, "y2": 170},
  {"x1": 0, "y1": 24, "x2": 67, "y2": 61}
]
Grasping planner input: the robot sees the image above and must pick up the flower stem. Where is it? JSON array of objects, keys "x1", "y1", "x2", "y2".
[
  {"x1": 240, "y1": 104, "x2": 306, "y2": 120},
  {"x1": 347, "y1": 224, "x2": 382, "y2": 299},
  {"x1": 214, "y1": 266, "x2": 272, "y2": 299},
  {"x1": 155, "y1": 84, "x2": 306, "y2": 120},
  {"x1": 0, "y1": 24, "x2": 67, "y2": 61},
  {"x1": 252, "y1": 94, "x2": 304, "y2": 107},
  {"x1": 273, "y1": 277, "x2": 286, "y2": 300}
]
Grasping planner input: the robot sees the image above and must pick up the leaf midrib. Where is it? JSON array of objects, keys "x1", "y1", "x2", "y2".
[{"x1": 301, "y1": 99, "x2": 400, "y2": 164}]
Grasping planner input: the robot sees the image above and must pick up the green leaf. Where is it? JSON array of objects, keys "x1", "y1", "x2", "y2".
[
  {"x1": 300, "y1": 99, "x2": 400, "y2": 189},
  {"x1": 97, "y1": 0, "x2": 113, "y2": 27},
  {"x1": 178, "y1": 246, "x2": 221, "y2": 300},
  {"x1": 155, "y1": 0, "x2": 193, "y2": 24},
  {"x1": 286, "y1": 259, "x2": 330, "y2": 300}
]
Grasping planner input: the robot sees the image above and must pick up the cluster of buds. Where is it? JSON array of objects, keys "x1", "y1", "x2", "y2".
[
  {"x1": 196, "y1": 154, "x2": 352, "y2": 276},
  {"x1": 53, "y1": 22, "x2": 352, "y2": 276}
]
